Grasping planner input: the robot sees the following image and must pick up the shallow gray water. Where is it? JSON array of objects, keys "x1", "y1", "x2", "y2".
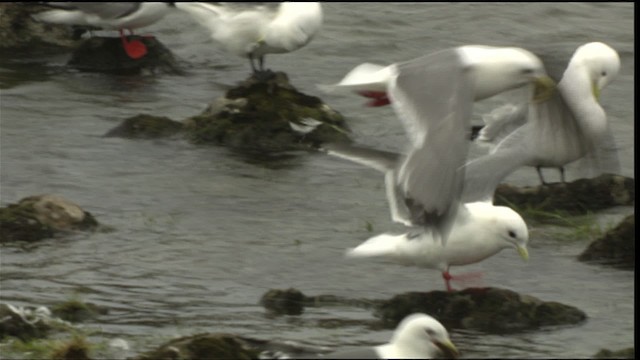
[{"x1": 0, "y1": 3, "x2": 634, "y2": 359}]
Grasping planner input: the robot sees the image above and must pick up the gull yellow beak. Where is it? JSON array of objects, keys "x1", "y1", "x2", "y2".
[
  {"x1": 517, "y1": 245, "x2": 529, "y2": 261},
  {"x1": 592, "y1": 81, "x2": 601, "y2": 101},
  {"x1": 532, "y1": 76, "x2": 556, "y2": 103},
  {"x1": 435, "y1": 339, "x2": 460, "y2": 358}
]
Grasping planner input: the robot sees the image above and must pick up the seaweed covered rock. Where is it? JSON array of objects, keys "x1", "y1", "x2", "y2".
[
  {"x1": 104, "y1": 114, "x2": 184, "y2": 139},
  {"x1": 51, "y1": 300, "x2": 109, "y2": 323},
  {"x1": 133, "y1": 333, "x2": 260, "y2": 360},
  {"x1": 67, "y1": 36, "x2": 182, "y2": 75},
  {"x1": 0, "y1": 3, "x2": 81, "y2": 49},
  {"x1": 374, "y1": 288, "x2": 586, "y2": 334},
  {"x1": 0, "y1": 304, "x2": 55, "y2": 341},
  {"x1": 50, "y1": 336, "x2": 93, "y2": 360},
  {"x1": 494, "y1": 174, "x2": 634, "y2": 214},
  {"x1": 593, "y1": 347, "x2": 635, "y2": 359},
  {"x1": 578, "y1": 214, "x2": 634, "y2": 270},
  {"x1": 0, "y1": 194, "x2": 98, "y2": 243},
  {"x1": 183, "y1": 72, "x2": 352, "y2": 151}
]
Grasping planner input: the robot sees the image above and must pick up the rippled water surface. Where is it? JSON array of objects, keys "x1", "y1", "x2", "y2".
[{"x1": 0, "y1": 3, "x2": 634, "y2": 359}]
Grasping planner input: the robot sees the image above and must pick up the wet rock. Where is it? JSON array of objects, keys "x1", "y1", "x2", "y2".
[
  {"x1": 494, "y1": 174, "x2": 634, "y2": 215},
  {"x1": 183, "y1": 71, "x2": 352, "y2": 151},
  {"x1": 260, "y1": 288, "x2": 306, "y2": 315},
  {"x1": 594, "y1": 347, "x2": 634, "y2": 359},
  {"x1": 104, "y1": 114, "x2": 183, "y2": 139},
  {"x1": 0, "y1": 194, "x2": 98, "y2": 243},
  {"x1": 374, "y1": 287, "x2": 586, "y2": 334},
  {"x1": 133, "y1": 333, "x2": 260, "y2": 360},
  {"x1": 0, "y1": 3, "x2": 81, "y2": 50},
  {"x1": 0, "y1": 303, "x2": 54, "y2": 341},
  {"x1": 578, "y1": 214, "x2": 634, "y2": 270},
  {"x1": 67, "y1": 36, "x2": 182, "y2": 75},
  {"x1": 51, "y1": 300, "x2": 109, "y2": 323}
]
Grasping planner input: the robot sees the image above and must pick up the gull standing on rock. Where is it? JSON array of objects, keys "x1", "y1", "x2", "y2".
[
  {"x1": 466, "y1": 42, "x2": 621, "y2": 189},
  {"x1": 321, "y1": 45, "x2": 554, "y2": 291},
  {"x1": 32, "y1": 2, "x2": 176, "y2": 59},
  {"x1": 175, "y1": 2, "x2": 322, "y2": 76}
]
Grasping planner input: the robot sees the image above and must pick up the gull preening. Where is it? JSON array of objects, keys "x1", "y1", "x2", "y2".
[
  {"x1": 32, "y1": 2, "x2": 175, "y2": 59},
  {"x1": 175, "y1": 2, "x2": 323, "y2": 76},
  {"x1": 321, "y1": 45, "x2": 553, "y2": 291},
  {"x1": 467, "y1": 42, "x2": 621, "y2": 189},
  {"x1": 324, "y1": 313, "x2": 458, "y2": 359}
]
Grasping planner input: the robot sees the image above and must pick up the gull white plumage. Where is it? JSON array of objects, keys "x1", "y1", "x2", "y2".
[
  {"x1": 175, "y1": 2, "x2": 322, "y2": 75},
  {"x1": 322, "y1": 45, "x2": 553, "y2": 291},
  {"x1": 466, "y1": 42, "x2": 621, "y2": 190},
  {"x1": 32, "y1": 2, "x2": 175, "y2": 59},
  {"x1": 324, "y1": 313, "x2": 458, "y2": 359}
]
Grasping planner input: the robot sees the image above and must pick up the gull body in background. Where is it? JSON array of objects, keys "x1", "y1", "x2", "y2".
[
  {"x1": 467, "y1": 42, "x2": 621, "y2": 189},
  {"x1": 32, "y1": 2, "x2": 175, "y2": 59},
  {"x1": 323, "y1": 313, "x2": 458, "y2": 359},
  {"x1": 321, "y1": 45, "x2": 552, "y2": 291},
  {"x1": 175, "y1": 2, "x2": 322, "y2": 76}
]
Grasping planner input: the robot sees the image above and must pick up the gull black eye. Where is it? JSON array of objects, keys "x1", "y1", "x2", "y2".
[
  {"x1": 601, "y1": 71, "x2": 607, "y2": 77},
  {"x1": 425, "y1": 328, "x2": 436, "y2": 337},
  {"x1": 521, "y1": 68, "x2": 534, "y2": 75},
  {"x1": 508, "y1": 230, "x2": 516, "y2": 238}
]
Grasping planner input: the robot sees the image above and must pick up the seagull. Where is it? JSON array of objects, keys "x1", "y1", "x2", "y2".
[
  {"x1": 320, "y1": 45, "x2": 553, "y2": 291},
  {"x1": 32, "y1": 2, "x2": 175, "y2": 59},
  {"x1": 323, "y1": 313, "x2": 459, "y2": 359},
  {"x1": 466, "y1": 42, "x2": 621, "y2": 188},
  {"x1": 175, "y1": 2, "x2": 322, "y2": 76}
]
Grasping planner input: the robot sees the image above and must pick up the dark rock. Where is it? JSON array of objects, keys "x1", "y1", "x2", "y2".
[
  {"x1": 494, "y1": 174, "x2": 634, "y2": 215},
  {"x1": 183, "y1": 72, "x2": 352, "y2": 151},
  {"x1": 104, "y1": 114, "x2": 183, "y2": 139},
  {"x1": 0, "y1": 195, "x2": 98, "y2": 243},
  {"x1": 260, "y1": 288, "x2": 306, "y2": 315},
  {"x1": 51, "y1": 300, "x2": 109, "y2": 323},
  {"x1": 0, "y1": 3, "x2": 81, "y2": 50},
  {"x1": 0, "y1": 304, "x2": 53, "y2": 341},
  {"x1": 374, "y1": 287, "x2": 587, "y2": 334},
  {"x1": 133, "y1": 333, "x2": 260, "y2": 360},
  {"x1": 67, "y1": 36, "x2": 182, "y2": 75},
  {"x1": 578, "y1": 215, "x2": 635, "y2": 270},
  {"x1": 51, "y1": 336, "x2": 93, "y2": 360},
  {"x1": 594, "y1": 347, "x2": 635, "y2": 359}
]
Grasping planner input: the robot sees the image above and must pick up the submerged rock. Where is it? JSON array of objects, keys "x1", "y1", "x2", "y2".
[
  {"x1": 183, "y1": 71, "x2": 352, "y2": 151},
  {"x1": 104, "y1": 114, "x2": 183, "y2": 139},
  {"x1": 0, "y1": 3, "x2": 81, "y2": 49},
  {"x1": 133, "y1": 333, "x2": 260, "y2": 360},
  {"x1": 578, "y1": 214, "x2": 635, "y2": 270},
  {"x1": 67, "y1": 36, "x2": 182, "y2": 75},
  {"x1": 260, "y1": 288, "x2": 382, "y2": 316},
  {"x1": 494, "y1": 174, "x2": 634, "y2": 215},
  {"x1": 0, "y1": 194, "x2": 98, "y2": 243},
  {"x1": 594, "y1": 347, "x2": 635, "y2": 359},
  {"x1": 374, "y1": 288, "x2": 586, "y2": 334}
]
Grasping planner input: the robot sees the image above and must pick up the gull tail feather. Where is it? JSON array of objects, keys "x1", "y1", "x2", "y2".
[
  {"x1": 317, "y1": 62, "x2": 392, "y2": 94},
  {"x1": 346, "y1": 233, "x2": 404, "y2": 258}
]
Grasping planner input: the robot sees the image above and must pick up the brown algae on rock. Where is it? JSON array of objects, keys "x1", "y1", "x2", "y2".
[
  {"x1": 184, "y1": 71, "x2": 351, "y2": 151},
  {"x1": 104, "y1": 114, "x2": 184, "y2": 139}
]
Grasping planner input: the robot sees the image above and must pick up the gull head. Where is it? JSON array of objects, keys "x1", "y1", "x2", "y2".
[
  {"x1": 572, "y1": 42, "x2": 620, "y2": 101},
  {"x1": 460, "y1": 46, "x2": 555, "y2": 102},
  {"x1": 494, "y1": 206, "x2": 530, "y2": 261},
  {"x1": 389, "y1": 313, "x2": 459, "y2": 358}
]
